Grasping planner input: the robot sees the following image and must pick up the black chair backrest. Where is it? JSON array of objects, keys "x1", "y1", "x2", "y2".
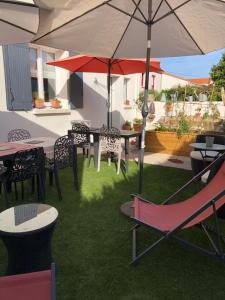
[
  {"x1": 100, "y1": 126, "x2": 120, "y2": 138},
  {"x1": 71, "y1": 122, "x2": 90, "y2": 145},
  {"x1": 8, "y1": 129, "x2": 31, "y2": 142},
  {"x1": 8, "y1": 147, "x2": 44, "y2": 182},
  {"x1": 54, "y1": 135, "x2": 73, "y2": 169}
]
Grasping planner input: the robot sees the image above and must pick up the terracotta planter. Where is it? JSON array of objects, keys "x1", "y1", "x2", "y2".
[
  {"x1": 166, "y1": 104, "x2": 173, "y2": 112},
  {"x1": 133, "y1": 123, "x2": 143, "y2": 132},
  {"x1": 124, "y1": 99, "x2": 130, "y2": 105},
  {"x1": 51, "y1": 100, "x2": 61, "y2": 108},
  {"x1": 122, "y1": 124, "x2": 132, "y2": 130},
  {"x1": 145, "y1": 130, "x2": 197, "y2": 156},
  {"x1": 35, "y1": 100, "x2": 44, "y2": 108}
]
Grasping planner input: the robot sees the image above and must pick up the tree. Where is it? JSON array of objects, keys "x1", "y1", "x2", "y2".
[{"x1": 210, "y1": 52, "x2": 225, "y2": 101}]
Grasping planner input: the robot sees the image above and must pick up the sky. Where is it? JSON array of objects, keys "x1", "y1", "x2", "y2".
[{"x1": 160, "y1": 48, "x2": 225, "y2": 79}]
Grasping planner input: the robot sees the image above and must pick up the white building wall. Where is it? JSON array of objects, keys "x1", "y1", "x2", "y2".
[
  {"x1": 0, "y1": 47, "x2": 140, "y2": 141},
  {"x1": 160, "y1": 73, "x2": 189, "y2": 90}
]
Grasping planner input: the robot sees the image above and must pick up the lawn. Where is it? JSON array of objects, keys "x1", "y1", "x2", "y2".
[{"x1": 0, "y1": 158, "x2": 225, "y2": 300}]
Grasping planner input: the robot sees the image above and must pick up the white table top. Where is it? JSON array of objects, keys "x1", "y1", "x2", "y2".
[
  {"x1": 190, "y1": 143, "x2": 225, "y2": 151},
  {"x1": 0, "y1": 204, "x2": 58, "y2": 234}
]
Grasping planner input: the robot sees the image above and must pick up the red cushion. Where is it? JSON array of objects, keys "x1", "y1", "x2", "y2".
[
  {"x1": 0, "y1": 270, "x2": 52, "y2": 300},
  {"x1": 134, "y1": 162, "x2": 225, "y2": 232}
]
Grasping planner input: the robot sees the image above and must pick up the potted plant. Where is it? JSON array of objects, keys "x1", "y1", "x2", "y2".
[
  {"x1": 133, "y1": 118, "x2": 143, "y2": 131},
  {"x1": 124, "y1": 99, "x2": 130, "y2": 106},
  {"x1": 122, "y1": 120, "x2": 132, "y2": 130},
  {"x1": 35, "y1": 98, "x2": 45, "y2": 109},
  {"x1": 195, "y1": 106, "x2": 201, "y2": 117},
  {"x1": 165, "y1": 99, "x2": 173, "y2": 112},
  {"x1": 51, "y1": 98, "x2": 61, "y2": 108}
]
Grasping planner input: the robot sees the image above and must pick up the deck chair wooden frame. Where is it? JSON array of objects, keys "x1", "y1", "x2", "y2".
[{"x1": 127, "y1": 153, "x2": 225, "y2": 265}]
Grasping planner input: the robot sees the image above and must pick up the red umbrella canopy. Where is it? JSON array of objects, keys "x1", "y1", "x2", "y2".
[{"x1": 47, "y1": 55, "x2": 163, "y2": 75}]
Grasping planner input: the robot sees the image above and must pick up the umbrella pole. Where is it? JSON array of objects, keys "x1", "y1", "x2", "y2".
[
  {"x1": 139, "y1": 0, "x2": 152, "y2": 194},
  {"x1": 107, "y1": 60, "x2": 111, "y2": 128}
]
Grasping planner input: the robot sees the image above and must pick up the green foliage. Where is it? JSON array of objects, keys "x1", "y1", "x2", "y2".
[
  {"x1": 210, "y1": 52, "x2": 225, "y2": 96},
  {"x1": 176, "y1": 116, "x2": 191, "y2": 136},
  {"x1": 133, "y1": 118, "x2": 142, "y2": 124},
  {"x1": 155, "y1": 123, "x2": 171, "y2": 132},
  {"x1": 162, "y1": 85, "x2": 216, "y2": 102},
  {"x1": 136, "y1": 89, "x2": 162, "y2": 111},
  {"x1": 124, "y1": 120, "x2": 131, "y2": 126}
]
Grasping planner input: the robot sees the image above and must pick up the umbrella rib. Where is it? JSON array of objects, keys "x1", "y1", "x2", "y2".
[
  {"x1": 151, "y1": 0, "x2": 164, "y2": 22},
  {"x1": 32, "y1": 0, "x2": 113, "y2": 42},
  {"x1": 111, "y1": 0, "x2": 143, "y2": 59},
  {"x1": 0, "y1": 18, "x2": 36, "y2": 34},
  {"x1": 75, "y1": 57, "x2": 103, "y2": 72},
  {"x1": 0, "y1": 0, "x2": 37, "y2": 8},
  {"x1": 152, "y1": 0, "x2": 191, "y2": 25},
  {"x1": 164, "y1": 0, "x2": 204, "y2": 54},
  {"x1": 131, "y1": 0, "x2": 148, "y2": 23},
  {"x1": 106, "y1": 2, "x2": 147, "y2": 25}
]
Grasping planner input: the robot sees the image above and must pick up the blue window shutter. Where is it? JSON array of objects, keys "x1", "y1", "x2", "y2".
[
  {"x1": 69, "y1": 72, "x2": 83, "y2": 109},
  {"x1": 3, "y1": 43, "x2": 32, "y2": 111}
]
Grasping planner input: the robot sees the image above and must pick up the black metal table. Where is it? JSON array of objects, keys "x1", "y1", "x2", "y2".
[
  {"x1": 0, "y1": 203, "x2": 58, "y2": 275},
  {"x1": 68, "y1": 128, "x2": 141, "y2": 173}
]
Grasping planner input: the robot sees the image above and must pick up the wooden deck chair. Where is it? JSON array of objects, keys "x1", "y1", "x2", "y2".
[
  {"x1": 0, "y1": 263, "x2": 56, "y2": 300},
  {"x1": 124, "y1": 153, "x2": 225, "y2": 265}
]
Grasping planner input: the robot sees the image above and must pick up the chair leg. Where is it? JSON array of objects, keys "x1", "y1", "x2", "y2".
[
  {"x1": 21, "y1": 181, "x2": 24, "y2": 200},
  {"x1": 0, "y1": 182, "x2": 1, "y2": 195},
  {"x1": 3, "y1": 182, "x2": 9, "y2": 208},
  {"x1": 97, "y1": 150, "x2": 101, "y2": 172},
  {"x1": 14, "y1": 182, "x2": 18, "y2": 201},
  {"x1": 49, "y1": 171, "x2": 54, "y2": 186},
  {"x1": 72, "y1": 148, "x2": 79, "y2": 191},
  {"x1": 30, "y1": 176, "x2": 35, "y2": 194},
  {"x1": 108, "y1": 155, "x2": 111, "y2": 166},
  {"x1": 54, "y1": 169, "x2": 62, "y2": 201},
  {"x1": 87, "y1": 145, "x2": 92, "y2": 168},
  {"x1": 117, "y1": 152, "x2": 121, "y2": 175}
]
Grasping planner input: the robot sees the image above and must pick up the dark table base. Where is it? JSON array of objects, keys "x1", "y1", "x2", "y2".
[{"x1": 2, "y1": 223, "x2": 56, "y2": 275}]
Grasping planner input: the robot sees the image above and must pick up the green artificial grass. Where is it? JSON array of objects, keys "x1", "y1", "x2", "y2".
[{"x1": 1, "y1": 158, "x2": 225, "y2": 300}]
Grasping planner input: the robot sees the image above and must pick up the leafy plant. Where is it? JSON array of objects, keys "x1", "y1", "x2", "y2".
[
  {"x1": 155, "y1": 123, "x2": 170, "y2": 132},
  {"x1": 124, "y1": 120, "x2": 131, "y2": 126},
  {"x1": 176, "y1": 116, "x2": 191, "y2": 136},
  {"x1": 133, "y1": 118, "x2": 143, "y2": 124},
  {"x1": 135, "y1": 90, "x2": 162, "y2": 112}
]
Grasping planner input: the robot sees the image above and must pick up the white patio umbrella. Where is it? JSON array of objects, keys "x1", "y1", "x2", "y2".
[
  {"x1": 0, "y1": 0, "x2": 39, "y2": 44},
  {"x1": 33, "y1": 0, "x2": 225, "y2": 193}
]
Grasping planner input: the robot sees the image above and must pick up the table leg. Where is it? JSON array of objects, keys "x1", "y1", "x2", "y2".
[
  {"x1": 2, "y1": 222, "x2": 56, "y2": 275},
  {"x1": 93, "y1": 134, "x2": 99, "y2": 169},
  {"x1": 125, "y1": 137, "x2": 129, "y2": 173}
]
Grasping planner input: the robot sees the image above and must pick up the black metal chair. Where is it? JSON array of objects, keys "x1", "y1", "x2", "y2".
[
  {"x1": 0, "y1": 147, "x2": 45, "y2": 207},
  {"x1": 71, "y1": 122, "x2": 91, "y2": 159},
  {"x1": 45, "y1": 135, "x2": 78, "y2": 201},
  {"x1": 8, "y1": 129, "x2": 31, "y2": 142}
]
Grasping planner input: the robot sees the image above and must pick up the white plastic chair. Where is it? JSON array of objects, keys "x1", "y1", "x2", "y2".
[{"x1": 97, "y1": 127, "x2": 122, "y2": 175}]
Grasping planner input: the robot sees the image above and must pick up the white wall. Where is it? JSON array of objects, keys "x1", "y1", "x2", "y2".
[
  {"x1": 0, "y1": 47, "x2": 140, "y2": 141},
  {"x1": 160, "y1": 73, "x2": 189, "y2": 90}
]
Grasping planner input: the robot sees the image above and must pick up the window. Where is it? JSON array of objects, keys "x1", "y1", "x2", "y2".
[
  {"x1": 29, "y1": 46, "x2": 56, "y2": 102},
  {"x1": 124, "y1": 78, "x2": 130, "y2": 100}
]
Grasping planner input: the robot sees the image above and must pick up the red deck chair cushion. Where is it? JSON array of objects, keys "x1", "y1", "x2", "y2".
[
  {"x1": 0, "y1": 269, "x2": 52, "y2": 300},
  {"x1": 134, "y1": 161, "x2": 225, "y2": 232}
]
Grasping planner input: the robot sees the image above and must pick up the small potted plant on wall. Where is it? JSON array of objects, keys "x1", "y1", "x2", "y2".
[
  {"x1": 35, "y1": 98, "x2": 45, "y2": 109},
  {"x1": 124, "y1": 99, "x2": 130, "y2": 106},
  {"x1": 122, "y1": 120, "x2": 132, "y2": 130},
  {"x1": 133, "y1": 118, "x2": 143, "y2": 131},
  {"x1": 165, "y1": 98, "x2": 173, "y2": 112},
  {"x1": 51, "y1": 98, "x2": 61, "y2": 109}
]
